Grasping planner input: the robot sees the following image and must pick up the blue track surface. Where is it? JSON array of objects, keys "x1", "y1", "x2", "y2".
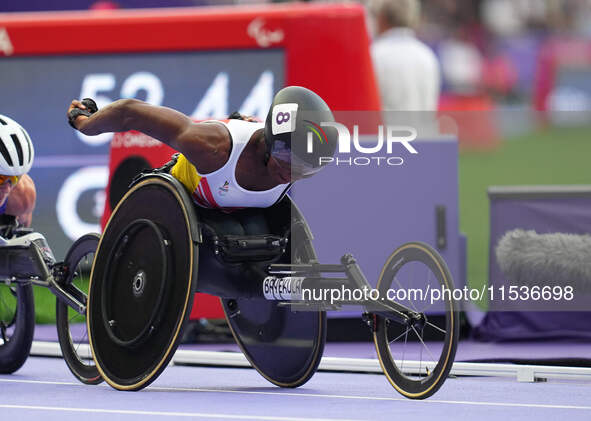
[{"x1": 1, "y1": 356, "x2": 591, "y2": 420}]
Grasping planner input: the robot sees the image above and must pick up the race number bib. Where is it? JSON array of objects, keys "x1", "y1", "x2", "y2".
[{"x1": 271, "y1": 103, "x2": 298, "y2": 135}]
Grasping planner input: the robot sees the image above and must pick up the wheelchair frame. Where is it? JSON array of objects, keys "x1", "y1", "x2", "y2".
[
  {"x1": 0, "y1": 218, "x2": 100, "y2": 381},
  {"x1": 0, "y1": 171, "x2": 459, "y2": 399}
]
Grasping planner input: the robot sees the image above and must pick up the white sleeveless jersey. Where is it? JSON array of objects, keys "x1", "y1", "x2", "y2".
[{"x1": 170, "y1": 119, "x2": 290, "y2": 210}]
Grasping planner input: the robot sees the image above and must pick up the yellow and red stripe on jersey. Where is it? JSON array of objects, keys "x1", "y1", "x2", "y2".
[{"x1": 170, "y1": 153, "x2": 243, "y2": 211}]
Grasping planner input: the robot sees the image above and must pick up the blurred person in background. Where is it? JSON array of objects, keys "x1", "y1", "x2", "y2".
[
  {"x1": 367, "y1": 0, "x2": 441, "y2": 111},
  {"x1": 438, "y1": 30, "x2": 484, "y2": 95}
]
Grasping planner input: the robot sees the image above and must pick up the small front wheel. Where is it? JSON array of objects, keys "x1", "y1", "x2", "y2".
[
  {"x1": 373, "y1": 242, "x2": 459, "y2": 399},
  {"x1": 56, "y1": 233, "x2": 102, "y2": 385}
]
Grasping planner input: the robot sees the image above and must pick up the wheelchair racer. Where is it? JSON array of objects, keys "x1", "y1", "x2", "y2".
[
  {"x1": 0, "y1": 115, "x2": 36, "y2": 228},
  {"x1": 67, "y1": 86, "x2": 336, "y2": 235}
]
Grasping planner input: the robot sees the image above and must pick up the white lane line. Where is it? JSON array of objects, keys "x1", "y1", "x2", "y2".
[
  {"x1": 0, "y1": 378, "x2": 78, "y2": 386},
  {"x1": 149, "y1": 386, "x2": 591, "y2": 410},
  {"x1": 0, "y1": 405, "x2": 361, "y2": 421},
  {"x1": 422, "y1": 400, "x2": 591, "y2": 411},
  {"x1": 1, "y1": 377, "x2": 590, "y2": 411}
]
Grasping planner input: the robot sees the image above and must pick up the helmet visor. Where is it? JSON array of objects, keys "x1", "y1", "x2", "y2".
[{"x1": 270, "y1": 139, "x2": 323, "y2": 178}]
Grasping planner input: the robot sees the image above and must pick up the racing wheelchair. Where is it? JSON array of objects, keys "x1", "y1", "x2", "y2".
[
  {"x1": 0, "y1": 169, "x2": 459, "y2": 399},
  {"x1": 0, "y1": 215, "x2": 101, "y2": 384},
  {"x1": 82, "y1": 169, "x2": 459, "y2": 399}
]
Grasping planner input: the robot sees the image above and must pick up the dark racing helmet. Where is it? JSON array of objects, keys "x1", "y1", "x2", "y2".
[{"x1": 264, "y1": 86, "x2": 337, "y2": 177}]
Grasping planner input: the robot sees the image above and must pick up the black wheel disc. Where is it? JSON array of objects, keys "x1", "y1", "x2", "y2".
[
  {"x1": 223, "y1": 200, "x2": 326, "y2": 388},
  {"x1": 101, "y1": 219, "x2": 170, "y2": 349},
  {"x1": 87, "y1": 176, "x2": 197, "y2": 390}
]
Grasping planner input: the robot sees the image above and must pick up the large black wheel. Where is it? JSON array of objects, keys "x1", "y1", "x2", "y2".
[
  {"x1": 222, "y1": 203, "x2": 326, "y2": 388},
  {"x1": 88, "y1": 176, "x2": 198, "y2": 391},
  {"x1": 0, "y1": 282, "x2": 34, "y2": 374},
  {"x1": 56, "y1": 233, "x2": 102, "y2": 385},
  {"x1": 374, "y1": 242, "x2": 459, "y2": 399}
]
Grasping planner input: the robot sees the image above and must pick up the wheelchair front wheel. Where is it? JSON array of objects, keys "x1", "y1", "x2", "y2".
[
  {"x1": 0, "y1": 283, "x2": 34, "y2": 374},
  {"x1": 56, "y1": 233, "x2": 102, "y2": 384},
  {"x1": 373, "y1": 242, "x2": 459, "y2": 399}
]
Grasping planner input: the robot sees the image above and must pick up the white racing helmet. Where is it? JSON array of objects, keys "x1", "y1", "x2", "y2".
[{"x1": 0, "y1": 114, "x2": 34, "y2": 176}]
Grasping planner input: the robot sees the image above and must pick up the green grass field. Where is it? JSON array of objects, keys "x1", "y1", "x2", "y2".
[{"x1": 11, "y1": 124, "x2": 591, "y2": 324}]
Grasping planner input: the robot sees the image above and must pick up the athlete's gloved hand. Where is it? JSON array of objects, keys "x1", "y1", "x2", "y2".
[{"x1": 68, "y1": 98, "x2": 98, "y2": 129}]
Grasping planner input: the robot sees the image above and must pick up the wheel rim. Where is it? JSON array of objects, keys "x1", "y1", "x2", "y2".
[
  {"x1": 374, "y1": 243, "x2": 458, "y2": 399},
  {"x1": 56, "y1": 234, "x2": 102, "y2": 384},
  {"x1": 64, "y1": 248, "x2": 96, "y2": 369}
]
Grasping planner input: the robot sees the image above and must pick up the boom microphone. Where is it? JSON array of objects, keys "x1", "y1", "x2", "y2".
[{"x1": 495, "y1": 229, "x2": 591, "y2": 286}]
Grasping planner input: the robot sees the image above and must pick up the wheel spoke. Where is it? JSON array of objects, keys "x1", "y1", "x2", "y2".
[
  {"x1": 388, "y1": 327, "x2": 412, "y2": 345},
  {"x1": 74, "y1": 328, "x2": 90, "y2": 358},
  {"x1": 418, "y1": 301, "x2": 434, "y2": 314},
  {"x1": 400, "y1": 328, "x2": 408, "y2": 374},
  {"x1": 425, "y1": 321, "x2": 446, "y2": 335},
  {"x1": 410, "y1": 325, "x2": 439, "y2": 365},
  {"x1": 393, "y1": 275, "x2": 419, "y2": 313},
  {"x1": 420, "y1": 266, "x2": 432, "y2": 312},
  {"x1": 69, "y1": 312, "x2": 82, "y2": 324},
  {"x1": 418, "y1": 326, "x2": 424, "y2": 379}
]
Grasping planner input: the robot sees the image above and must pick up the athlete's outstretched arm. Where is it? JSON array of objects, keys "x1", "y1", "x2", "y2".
[{"x1": 68, "y1": 99, "x2": 228, "y2": 172}]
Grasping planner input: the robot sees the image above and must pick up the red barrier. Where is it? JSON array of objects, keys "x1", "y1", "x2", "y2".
[{"x1": 1, "y1": 4, "x2": 379, "y2": 111}]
